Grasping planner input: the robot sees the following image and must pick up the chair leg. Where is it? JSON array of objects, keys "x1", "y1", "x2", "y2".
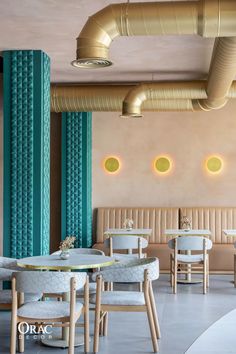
[
  {"x1": 207, "y1": 258, "x2": 210, "y2": 288},
  {"x1": 203, "y1": 261, "x2": 207, "y2": 295},
  {"x1": 149, "y1": 283, "x2": 161, "y2": 339},
  {"x1": 99, "y1": 313, "x2": 104, "y2": 336},
  {"x1": 68, "y1": 320, "x2": 75, "y2": 354},
  {"x1": 144, "y1": 288, "x2": 158, "y2": 353},
  {"x1": 18, "y1": 325, "x2": 24, "y2": 353},
  {"x1": 173, "y1": 261, "x2": 177, "y2": 294},
  {"x1": 103, "y1": 312, "x2": 108, "y2": 336},
  {"x1": 139, "y1": 282, "x2": 143, "y2": 292},
  {"x1": 170, "y1": 256, "x2": 173, "y2": 287},
  {"x1": 10, "y1": 318, "x2": 17, "y2": 354},
  {"x1": 93, "y1": 276, "x2": 102, "y2": 353}
]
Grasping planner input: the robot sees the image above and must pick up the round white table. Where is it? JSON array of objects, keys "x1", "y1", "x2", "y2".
[{"x1": 17, "y1": 254, "x2": 115, "y2": 348}]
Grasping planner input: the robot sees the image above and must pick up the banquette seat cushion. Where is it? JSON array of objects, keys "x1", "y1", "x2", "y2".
[{"x1": 93, "y1": 207, "x2": 236, "y2": 272}]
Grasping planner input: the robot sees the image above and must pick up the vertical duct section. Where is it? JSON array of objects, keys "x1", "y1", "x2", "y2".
[{"x1": 194, "y1": 37, "x2": 236, "y2": 110}]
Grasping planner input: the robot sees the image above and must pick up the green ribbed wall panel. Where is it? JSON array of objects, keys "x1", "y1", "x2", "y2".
[
  {"x1": 3, "y1": 50, "x2": 50, "y2": 258},
  {"x1": 61, "y1": 112, "x2": 92, "y2": 248}
]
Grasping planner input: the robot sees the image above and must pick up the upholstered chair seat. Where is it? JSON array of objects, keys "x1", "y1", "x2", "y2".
[
  {"x1": 112, "y1": 253, "x2": 146, "y2": 261},
  {"x1": 175, "y1": 254, "x2": 209, "y2": 263},
  {"x1": 77, "y1": 282, "x2": 96, "y2": 295},
  {"x1": 18, "y1": 301, "x2": 83, "y2": 319},
  {"x1": 90, "y1": 290, "x2": 145, "y2": 306}
]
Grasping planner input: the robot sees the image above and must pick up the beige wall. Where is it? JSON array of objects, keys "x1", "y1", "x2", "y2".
[{"x1": 92, "y1": 101, "x2": 236, "y2": 208}]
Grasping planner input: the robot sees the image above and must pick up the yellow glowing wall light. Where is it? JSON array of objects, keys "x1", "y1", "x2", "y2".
[
  {"x1": 205, "y1": 155, "x2": 223, "y2": 174},
  {"x1": 103, "y1": 156, "x2": 121, "y2": 174},
  {"x1": 153, "y1": 156, "x2": 172, "y2": 175}
]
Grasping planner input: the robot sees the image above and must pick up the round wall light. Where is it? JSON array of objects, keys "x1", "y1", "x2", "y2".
[
  {"x1": 205, "y1": 156, "x2": 223, "y2": 174},
  {"x1": 103, "y1": 156, "x2": 121, "y2": 174},
  {"x1": 154, "y1": 156, "x2": 172, "y2": 175}
]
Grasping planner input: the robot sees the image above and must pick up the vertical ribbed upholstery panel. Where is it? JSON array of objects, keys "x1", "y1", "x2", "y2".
[
  {"x1": 180, "y1": 208, "x2": 236, "y2": 244},
  {"x1": 96, "y1": 207, "x2": 179, "y2": 244}
]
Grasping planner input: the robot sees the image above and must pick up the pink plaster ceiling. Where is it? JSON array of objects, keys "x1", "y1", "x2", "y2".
[{"x1": 0, "y1": 0, "x2": 214, "y2": 83}]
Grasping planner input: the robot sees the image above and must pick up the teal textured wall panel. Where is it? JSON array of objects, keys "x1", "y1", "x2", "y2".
[
  {"x1": 3, "y1": 50, "x2": 50, "y2": 258},
  {"x1": 61, "y1": 112, "x2": 92, "y2": 248}
]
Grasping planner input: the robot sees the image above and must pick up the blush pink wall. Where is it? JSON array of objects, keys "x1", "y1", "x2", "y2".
[{"x1": 92, "y1": 100, "x2": 236, "y2": 208}]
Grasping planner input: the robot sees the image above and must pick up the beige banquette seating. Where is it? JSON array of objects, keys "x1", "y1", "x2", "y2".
[{"x1": 93, "y1": 207, "x2": 236, "y2": 272}]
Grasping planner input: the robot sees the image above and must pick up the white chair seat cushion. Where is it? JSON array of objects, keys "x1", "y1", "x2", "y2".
[
  {"x1": 77, "y1": 282, "x2": 97, "y2": 295},
  {"x1": 113, "y1": 253, "x2": 145, "y2": 261},
  {"x1": 18, "y1": 301, "x2": 83, "y2": 319},
  {"x1": 90, "y1": 291, "x2": 145, "y2": 306},
  {"x1": 0, "y1": 268, "x2": 15, "y2": 281},
  {"x1": 0, "y1": 290, "x2": 41, "y2": 304},
  {"x1": 175, "y1": 254, "x2": 208, "y2": 263}
]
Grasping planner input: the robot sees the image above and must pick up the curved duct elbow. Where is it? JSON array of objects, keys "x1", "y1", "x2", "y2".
[
  {"x1": 122, "y1": 82, "x2": 207, "y2": 117},
  {"x1": 72, "y1": 0, "x2": 236, "y2": 69}
]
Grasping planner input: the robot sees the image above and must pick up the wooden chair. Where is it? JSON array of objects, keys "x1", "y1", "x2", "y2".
[
  {"x1": 90, "y1": 257, "x2": 161, "y2": 353},
  {"x1": 233, "y1": 243, "x2": 236, "y2": 287},
  {"x1": 104, "y1": 235, "x2": 148, "y2": 260},
  {"x1": 168, "y1": 236, "x2": 212, "y2": 294},
  {"x1": 10, "y1": 271, "x2": 89, "y2": 354}
]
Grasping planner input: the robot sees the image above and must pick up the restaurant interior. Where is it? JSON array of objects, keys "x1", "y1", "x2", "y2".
[{"x1": 1, "y1": 0, "x2": 236, "y2": 353}]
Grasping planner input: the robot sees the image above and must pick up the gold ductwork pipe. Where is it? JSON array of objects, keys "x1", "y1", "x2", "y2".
[
  {"x1": 72, "y1": 0, "x2": 236, "y2": 68},
  {"x1": 194, "y1": 37, "x2": 236, "y2": 111},
  {"x1": 50, "y1": 84, "x2": 195, "y2": 113},
  {"x1": 51, "y1": 82, "x2": 236, "y2": 114},
  {"x1": 122, "y1": 82, "x2": 208, "y2": 117}
]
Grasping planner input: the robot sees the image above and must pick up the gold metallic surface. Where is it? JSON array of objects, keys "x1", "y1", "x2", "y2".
[
  {"x1": 197, "y1": 37, "x2": 236, "y2": 110},
  {"x1": 122, "y1": 82, "x2": 207, "y2": 116},
  {"x1": 51, "y1": 82, "x2": 236, "y2": 114},
  {"x1": 17, "y1": 259, "x2": 116, "y2": 271},
  {"x1": 74, "y1": 0, "x2": 236, "y2": 68},
  {"x1": 51, "y1": 84, "x2": 195, "y2": 113}
]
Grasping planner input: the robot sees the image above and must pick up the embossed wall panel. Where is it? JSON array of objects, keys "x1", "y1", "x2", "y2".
[
  {"x1": 61, "y1": 112, "x2": 92, "y2": 248},
  {"x1": 3, "y1": 50, "x2": 50, "y2": 258}
]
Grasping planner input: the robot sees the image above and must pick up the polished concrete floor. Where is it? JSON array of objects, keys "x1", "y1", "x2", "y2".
[{"x1": 1, "y1": 274, "x2": 236, "y2": 354}]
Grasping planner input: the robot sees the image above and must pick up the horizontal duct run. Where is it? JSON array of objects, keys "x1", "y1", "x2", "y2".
[
  {"x1": 73, "y1": 0, "x2": 236, "y2": 69},
  {"x1": 51, "y1": 81, "x2": 236, "y2": 114}
]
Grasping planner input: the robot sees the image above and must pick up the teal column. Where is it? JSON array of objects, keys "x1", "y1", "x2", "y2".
[
  {"x1": 61, "y1": 112, "x2": 92, "y2": 248},
  {"x1": 3, "y1": 50, "x2": 50, "y2": 258}
]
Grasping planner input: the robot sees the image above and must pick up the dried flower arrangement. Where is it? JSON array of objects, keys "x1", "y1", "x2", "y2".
[
  {"x1": 123, "y1": 218, "x2": 134, "y2": 230},
  {"x1": 59, "y1": 236, "x2": 76, "y2": 252}
]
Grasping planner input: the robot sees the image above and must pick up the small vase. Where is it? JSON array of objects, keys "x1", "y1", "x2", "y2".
[{"x1": 60, "y1": 250, "x2": 70, "y2": 260}]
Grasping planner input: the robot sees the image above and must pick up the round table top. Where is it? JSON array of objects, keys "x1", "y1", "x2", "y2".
[{"x1": 17, "y1": 254, "x2": 115, "y2": 271}]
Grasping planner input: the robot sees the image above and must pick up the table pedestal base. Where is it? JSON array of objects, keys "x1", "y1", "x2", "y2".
[{"x1": 42, "y1": 333, "x2": 89, "y2": 348}]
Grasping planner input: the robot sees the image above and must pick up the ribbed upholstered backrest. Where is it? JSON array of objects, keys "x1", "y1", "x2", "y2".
[
  {"x1": 51, "y1": 248, "x2": 105, "y2": 256},
  {"x1": 104, "y1": 235, "x2": 148, "y2": 250},
  {"x1": 14, "y1": 271, "x2": 87, "y2": 293},
  {"x1": 168, "y1": 236, "x2": 213, "y2": 251},
  {"x1": 96, "y1": 207, "x2": 179, "y2": 244},
  {"x1": 92, "y1": 258, "x2": 159, "y2": 282},
  {"x1": 180, "y1": 208, "x2": 236, "y2": 244}
]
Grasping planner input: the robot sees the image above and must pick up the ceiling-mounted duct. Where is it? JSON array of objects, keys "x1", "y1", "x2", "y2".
[
  {"x1": 72, "y1": 0, "x2": 236, "y2": 69},
  {"x1": 50, "y1": 84, "x2": 195, "y2": 113}
]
